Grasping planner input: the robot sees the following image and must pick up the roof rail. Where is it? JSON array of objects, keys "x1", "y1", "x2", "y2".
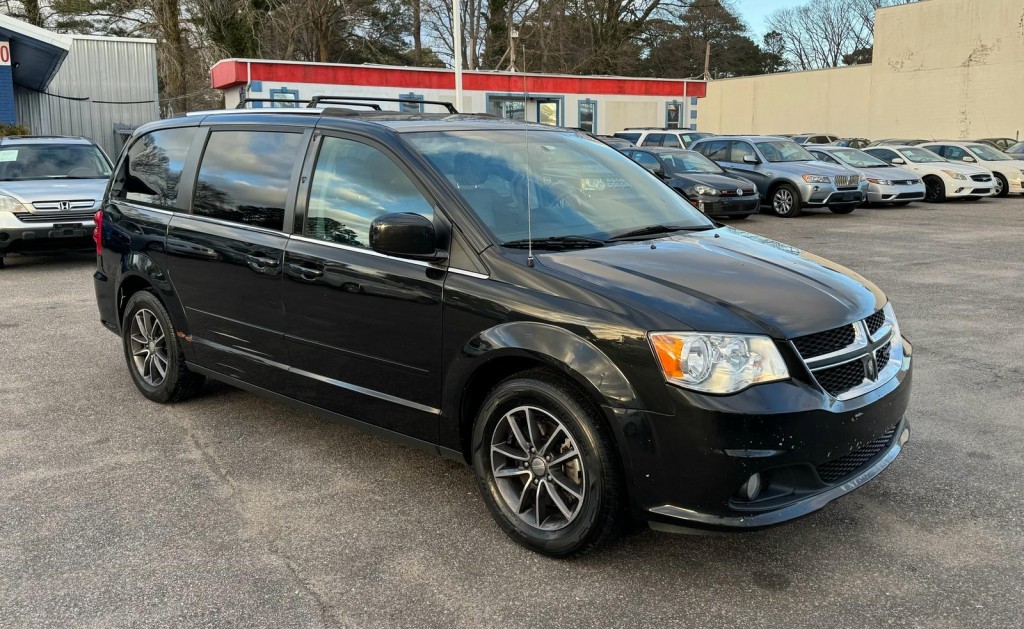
[
  {"x1": 308, "y1": 95, "x2": 458, "y2": 114},
  {"x1": 235, "y1": 97, "x2": 313, "y2": 109}
]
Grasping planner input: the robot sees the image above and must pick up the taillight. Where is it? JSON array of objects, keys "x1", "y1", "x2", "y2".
[{"x1": 93, "y1": 210, "x2": 103, "y2": 254}]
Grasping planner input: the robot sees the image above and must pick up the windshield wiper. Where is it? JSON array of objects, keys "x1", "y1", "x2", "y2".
[
  {"x1": 608, "y1": 224, "x2": 713, "y2": 241},
  {"x1": 501, "y1": 235, "x2": 606, "y2": 250}
]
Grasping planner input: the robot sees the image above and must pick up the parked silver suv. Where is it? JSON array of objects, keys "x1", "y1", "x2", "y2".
[
  {"x1": 0, "y1": 135, "x2": 111, "y2": 267},
  {"x1": 691, "y1": 135, "x2": 866, "y2": 217}
]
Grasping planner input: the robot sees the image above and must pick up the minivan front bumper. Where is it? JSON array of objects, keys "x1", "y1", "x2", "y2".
[{"x1": 615, "y1": 336, "x2": 912, "y2": 532}]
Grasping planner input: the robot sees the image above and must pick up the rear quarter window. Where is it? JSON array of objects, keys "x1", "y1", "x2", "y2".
[{"x1": 119, "y1": 127, "x2": 196, "y2": 208}]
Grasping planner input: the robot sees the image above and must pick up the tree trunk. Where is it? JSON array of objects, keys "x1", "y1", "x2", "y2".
[
  {"x1": 23, "y1": 0, "x2": 44, "y2": 27},
  {"x1": 155, "y1": 0, "x2": 188, "y2": 111}
]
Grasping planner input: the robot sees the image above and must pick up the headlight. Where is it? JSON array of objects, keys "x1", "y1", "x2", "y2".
[
  {"x1": 0, "y1": 195, "x2": 27, "y2": 214},
  {"x1": 692, "y1": 185, "x2": 718, "y2": 196},
  {"x1": 802, "y1": 174, "x2": 831, "y2": 184},
  {"x1": 649, "y1": 332, "x2": 789, "y2": 394},
  {"x1": 867, "y1": 178, "x2": 895, "y2": 185},
  {"x1": 941, "y1": 169, "x2": 968, "y2": 180}
]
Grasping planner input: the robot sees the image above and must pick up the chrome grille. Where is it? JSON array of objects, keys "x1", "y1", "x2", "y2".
[
  {"x1": 833, "y1": 175, "x2": 860, "y2": 188},
  {"x1": 31, "y1": 200, "x2": 96, "y2": 211},
  {"x1": 13, "y1": 211, "x2": 96, "y2": 223},
  {"x1": 864, "y1": 310, "x2": 885, "y2": 336}
]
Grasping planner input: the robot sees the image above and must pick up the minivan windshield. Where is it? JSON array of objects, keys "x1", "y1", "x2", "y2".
[
  {"x1": 966, "y1": 144, "x2": 1012, "y2": 161},
  {"x1": 900, "y1": 147, "x2": 946, "y2": 163},
  {"x1": 0, "y1": 144, "x2": 111, "y2": 181},
  {"x1": 829, "y1": 148, "x2": 889, "y2": 168},
  {"x1": 406, "y1": 130, "x2": 713, "y2": 243},
  {"x1": 754, "y1": 140, "x2": 816, "y2": 163}
]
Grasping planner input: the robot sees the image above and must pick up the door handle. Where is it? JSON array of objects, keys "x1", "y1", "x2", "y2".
[
  {"x1": 286, "y1": 261, "x2": 324, "y2": 280},
  {"x1": 245, "y1": 254, "x2": 280, "y2": 271}
]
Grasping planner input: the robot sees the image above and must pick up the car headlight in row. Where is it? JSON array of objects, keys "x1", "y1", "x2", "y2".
[
  {"x1": 691, "y1": 185, "x2": 719, "y2": 196},
  {"x1": 802, "y1": 174, "x2": 831, "y2": 184},
  {"x1": 867, "y1": 178, "x2": 895, "y2": 185},
  {"x1": 649, "y1": 332, "x2": 789, "y2": 394},
  {"x1": 0, "y1": 195, "x2": 28, "y2": 214},
  {"x1": 942, "y1": 169, "x2": 969, "y2": 180}
]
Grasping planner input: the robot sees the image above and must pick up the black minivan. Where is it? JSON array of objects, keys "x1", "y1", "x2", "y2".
[{"x1": 93, "y1": 104, "x2": 912, "y2": 556}]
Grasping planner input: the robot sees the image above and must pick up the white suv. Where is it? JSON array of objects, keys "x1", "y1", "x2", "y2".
[{"x1": 613, "y1": 129, "x2": 715, "y2": 149}]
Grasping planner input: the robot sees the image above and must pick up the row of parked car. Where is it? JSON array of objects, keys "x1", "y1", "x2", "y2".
[{"x1": 603, "y1": 128, "x2": 1024, "y2": 218}]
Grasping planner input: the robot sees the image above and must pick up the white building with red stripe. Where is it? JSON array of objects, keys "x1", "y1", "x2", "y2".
[{"x1": 210, "y1": 59, "x2": 706, "y2": 135}]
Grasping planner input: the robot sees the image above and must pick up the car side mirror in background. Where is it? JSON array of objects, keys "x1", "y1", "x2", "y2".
[
  {"x1": 891, "y1": 158, "x2": 905, "y2": 164},
  {"x1": 369, "y1": 213, "x2": 447, "y2": 262},
  {"x1": 962, "y1": 156, "x2": 975, "y2": 162},
  {"x1": 742, "y1": 155, "x2": 759, "y2": 164}
]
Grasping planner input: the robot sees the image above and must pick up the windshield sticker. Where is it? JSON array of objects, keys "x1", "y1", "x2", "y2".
[{"x1": 0, "y1": 149, "x2": 17, "y2": 162}]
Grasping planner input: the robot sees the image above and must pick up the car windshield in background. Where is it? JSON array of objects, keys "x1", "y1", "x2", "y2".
[
  {"x1": 901, "y1": 147, "x2": 946, "y2": 163},
  {"x1": 967, "y1": 144, "x2": 1012, "y2": 161},
  {"x1": 754, "y1": 140, "x2": 816, "y2": 163},
  {"x1": 831, "y1": 148, "x2": 889, "y2": 168},
  {"x1": 0, "y1": 144, "x2": 111, "y2": 181},
  {"x1": 407, "y1": 130, "x2": 712, "y2": 243},
  {"x1": 661, "y1": 151, "x2": 724, "y2": 175}
]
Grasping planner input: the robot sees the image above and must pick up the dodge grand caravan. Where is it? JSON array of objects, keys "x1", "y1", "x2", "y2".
[{"x1": 94, "y1": 105, "x2": 913, "y2": 556}]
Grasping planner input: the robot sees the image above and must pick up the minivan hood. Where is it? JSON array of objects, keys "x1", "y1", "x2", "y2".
[
  {"x1": 0, "y1": 178, "x2": 107, "y2": 205},
  {"x1": 536, "y1": 228, "x2": 883, "y2": 338}
]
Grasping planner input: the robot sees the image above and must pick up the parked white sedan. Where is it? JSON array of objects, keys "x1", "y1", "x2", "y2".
[
  {"x1": 864, "y1": 145, "x2": 996, "y2": 202},
  {"x1": 919, "y1": 142, "x2": 1024, "y2": 197}
]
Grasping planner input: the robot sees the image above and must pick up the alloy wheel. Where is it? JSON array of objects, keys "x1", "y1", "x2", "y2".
[
  {"x1": 773, "y1": 188, "x2": 794, "y2": 214},
  {"x1": 490, "y1": 405, "x2": 586, "y2": 531},
  {"x1": 994, "y1": 176, "x2": 1004, "y2": 196},
  {"x1": 128, "y1": 308, "x2": 169, "y2": 386},
  {"x1": 925, "y1": 178, "x2": 944, "y2": 201}
]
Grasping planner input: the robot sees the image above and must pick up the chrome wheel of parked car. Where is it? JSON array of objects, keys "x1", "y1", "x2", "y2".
[
  {"x1": 994, "y1": 174, "x2": 1008, "y2": 197},
  {"x1": 490, "y1": 405, "x2": 586, "y2": 531},
  {"x1": 129, "y1": 308, "x2": 168, "y2": 386},
  {"x1": 772, "y1": 183, "x2": 803, "y2": 217},
  {"x1": 472, "y1": 371, "x2": 626, "y2": 556}
]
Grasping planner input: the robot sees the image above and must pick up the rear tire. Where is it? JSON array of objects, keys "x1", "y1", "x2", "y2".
[
  {"x1": 471, "y1": 369, "x2": 627, "y2": 557},
  {"x1": 122, "y1": 291, "x2": 205, "y2": 403},
  {"x1": 771, "y1": 183, "x2": 803, "y2": 217}
]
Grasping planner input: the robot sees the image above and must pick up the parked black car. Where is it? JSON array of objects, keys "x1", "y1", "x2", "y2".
[
  {"x1": 831, "y1": 138, "x2": 871, "y2": 149},
  {"x1": 94, "y1": 105, "x2": 913, "y2": 557},
  {"x1": 622, "y1": 147, "x2": 759, "y2": 218}
]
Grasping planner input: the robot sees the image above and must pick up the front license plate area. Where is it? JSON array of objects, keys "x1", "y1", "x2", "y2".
[{"x1": 49, "y1": 223, "x2": 84, "y2": 238}]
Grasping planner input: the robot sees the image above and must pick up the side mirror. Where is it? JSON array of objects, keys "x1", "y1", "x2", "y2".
[
  {"x1": 962, "y1": 156, "x2": 975, "y2": 162},
  {"x1": 369, "y1": 213, "x2": 446, "y2": 261},
  {"x1": 891, "y1": 157, "x2": 905, "y2": 165},
  {"x1": 742, "y1": 154, "x2": 760, "y2": 164}
]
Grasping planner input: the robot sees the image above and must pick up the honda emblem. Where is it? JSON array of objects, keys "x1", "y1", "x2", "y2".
[{"x1": 58, "y1": 201, "x2": 71, "y2": 211}]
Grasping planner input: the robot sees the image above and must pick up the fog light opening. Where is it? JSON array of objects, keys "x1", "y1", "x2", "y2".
[
  {"x1": 739, "y1": 473, "x2": 762, "y2": 501},
  {"x1": 899, "y1": 428, "x2": 910, "y2": 446}
]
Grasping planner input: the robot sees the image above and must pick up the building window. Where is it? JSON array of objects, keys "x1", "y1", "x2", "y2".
[
  {"x1": 269, "y1": 87, "x2": 300, "y2": 107},
  {"x1": 399, "y1": 92, "x2": 424, "y2": 113},
  {"x1": 537, "y1": 100, "x2": 560, "y2": 127},
  {"x1": 666, "y1": 101, "x2": 683, "y2": 129},
  {"x1": 578, "y1": 99, "x2": 597, "y2": 133},
  {"x1": 488, "y1": 96, "x2": 526, "y2": 121},
  {"x1": 690, "y1": 97, "x2": 698, "y2": 107}
]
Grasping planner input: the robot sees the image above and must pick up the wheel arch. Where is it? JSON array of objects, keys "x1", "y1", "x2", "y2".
[{"x1": 115, "y1": 266, "x2": 190, "y2": 342}]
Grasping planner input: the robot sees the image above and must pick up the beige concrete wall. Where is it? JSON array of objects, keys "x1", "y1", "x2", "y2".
[{"x1": 700, "y1": 0, "x2": 1024, "y2": 141}]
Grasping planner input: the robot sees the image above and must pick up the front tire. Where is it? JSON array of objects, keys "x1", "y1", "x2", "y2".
[
  {"x1": 923, "y1": 176, "x2": 946, "y2": 202},
  {"x1": 771, "y1": 183, "x2": 803, "y2": 217},
  {"x1": 994, "y1": 173, "x2": 1008, "y2": 197},
  {"x1": 471, "y1": 370, "x2": 627, "y2": 557},
  {"x1": 122, "y1": 291, "x2": 205, "y2": 403}
]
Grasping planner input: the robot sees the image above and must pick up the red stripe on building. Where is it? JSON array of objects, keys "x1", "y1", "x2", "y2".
[{"x1": 210, "y1": 60, "x2": 706, "y2": 98}]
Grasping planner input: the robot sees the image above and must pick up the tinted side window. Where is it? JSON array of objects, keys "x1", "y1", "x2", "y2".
[
  {"x1": 698, "y1": 140, "x2": 730, "y2": 161},
  {"x1": 120, "y1": 127, "x2": 196, "y2": 208},
  {"x1": 614, "y1": 133, "x2": 641, "y2": 143},
  {"x1": 192, "y1": 130, "x2": 305, "y2": 231},
  {"x1": 867, "y1": 149, "x2": 897, "y2": 164},
  {"x1": 942, "y1": 146, "x2": 968, "y2": 160},
  {"x1": 642, "y1": 134, "x2": 665, "y2": 147},
  {"x1": 661, "y1": 134, "x2": 682, "y2": 148},
  {"x1": 306, "y1": 136, "x2": 434, "y2": 248},
  {"x1": 632, "y1": 152, "x2": 662, "y2": 172},
  {"x1": 729, "y1": 142, "x2": 757, "y2": 163}
]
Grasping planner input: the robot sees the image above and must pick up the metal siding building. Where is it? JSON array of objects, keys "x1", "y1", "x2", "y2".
[{"x1": 14, "y1": 34, "x2": 159, "y2": 159}]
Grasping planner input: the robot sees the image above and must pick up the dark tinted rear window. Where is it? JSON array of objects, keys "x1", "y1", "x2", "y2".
[
  {"x1": 614, "y1": 132, "x2": 641, "y2": 143},
  {"x1": 121, "y1": 127, "x2": 196, "y2": 208},
  {"x1": 192, "y1": 130, "x2": 305, "y2": 230}
]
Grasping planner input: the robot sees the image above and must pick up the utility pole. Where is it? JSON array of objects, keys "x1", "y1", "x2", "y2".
[
  {"x1": 453, "y1": 0, "x2": 463, "y2": 110},
  {"x1": 507, "y1": 28, "x2": 519, "y2": 72},
  {"x1": 703, "y1": 42, "x2": 711, "y2": 80}
]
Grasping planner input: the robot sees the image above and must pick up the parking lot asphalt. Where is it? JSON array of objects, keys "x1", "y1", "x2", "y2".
[{"x1": 2, "y1": 198, "x2": 1023, "y2": 628}]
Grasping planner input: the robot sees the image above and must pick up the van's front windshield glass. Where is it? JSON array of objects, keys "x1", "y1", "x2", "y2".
[{"x1": 406, "y1": 130, "x2": 713, "y2": 244}]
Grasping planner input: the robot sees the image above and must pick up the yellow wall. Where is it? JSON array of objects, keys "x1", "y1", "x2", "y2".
[{"x1": 700, "y1": 0, "x2": 1024, "y2": 140}]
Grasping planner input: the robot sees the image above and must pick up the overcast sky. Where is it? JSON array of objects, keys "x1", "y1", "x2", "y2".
[{"x1": 732, "y1": 0, "x2": 807, "y2": 37}]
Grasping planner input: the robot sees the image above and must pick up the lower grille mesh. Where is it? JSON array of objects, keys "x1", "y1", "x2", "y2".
[
  {"x1": 814, "y1": 360, "x2": 866, "y2": 397},
  {"x1": 817, "y1": 424, "x2": 898, "y2": 483}
]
